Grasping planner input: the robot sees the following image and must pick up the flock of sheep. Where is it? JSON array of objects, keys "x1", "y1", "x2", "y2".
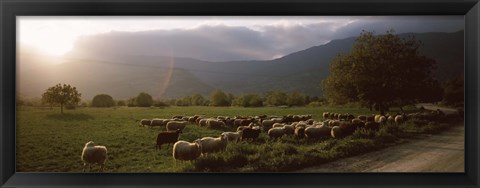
[{"x1": 81, "y1": 109, "x2": 449, "y2": 172}]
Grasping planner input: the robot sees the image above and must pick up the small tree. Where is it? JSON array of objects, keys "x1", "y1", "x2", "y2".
[
  {"x1": 209, "y1": 90, "x2": 231, "y2": 106},
  {"x1": 233, "y1": 93, "x2": 263, "y2": 107},
  {"x1": 91, "y1": 94, "x2": 115, "y2": 107},
  {"x1": 41, "y1": 83, "x2": 81, "y2": 114},
  {"x1": 286, "y1": 92, "x2": 305, "y2": 106},
  {"x1": 136, "y1": 92, "x2": 153, "y2": 107}
]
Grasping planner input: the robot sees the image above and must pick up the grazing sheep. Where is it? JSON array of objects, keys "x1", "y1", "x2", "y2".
[
  {"x1": 268, "y1": 127, "x2": 286, "y2": 140},
  {"x1": 387, "y1": 116, "x2": 395, "y2": 124},
  {"x1": 305, "y1": 126, "x2": 331, "y2": 139},
  {"x1": 374, "y1": 115, "x2": 382, "y2": 123},
  {"x1": 306, "y1": 119, "x2": 315, "y2": 125},
  {"x1": 262, "y1": 120, "x2": 275, "y2": 131},
  {"x1": 331, "y1": 126, "x2": 342, "y2": 138},
  {"x1": 283, "y1": 124, "x2": 295, "y2": 135},
  {"x1": 366, "y1": 115, "x2": 375, "y2": 122},
  {"x1": 196, "y1": 135, "x2": 228, "y2": 155},
  {"x1": 294, "y1": 127, "x2": 305, "y2": 140},
  {"x1": 358, "y1": 115, "x2": 367, "y2": 122},
  {"x1": 207, "y1": 119, "x2": 225, "y2": 129},
  {"x1": 81, "y1": 141, "x2": 107, "y2": 172},
  {"x1": 294, "y1": 122, "x2": 308, "y2": 129},
  {"x1": 221, "y1": 131, "x2": 241, "y2": 143},
  {"x1": 166, "y1": 121, "x2": 187, "y2": 132},
  {"x1": 322, "y1": 112, "x2": 330, "y2": 119},
  {"x1": 271, "y1": 117, "x2": 283, "y2": 124},
  {"x1": 272, "y1": 123, "x2": 285, "y2": 128},
  {"x1": 139, "y1": 119, "x2": 151, "y2": 127},
  {"x1": 173, "y1": 140, "x2": 202, "y2": 161},
  {"x1": 351, "y1": 118, "x2": 363, "y2": 124},
  {"x1": 156, "y1": 129, "x2": 182, "y2": 150},
  {"x1": 394, "y1": 115, "x2": 404, "y2": 124},
  {"x1": 240, "y1": 127, "x2": 260, "y2": 142},
  {"x1": 150, "y1": 118, "x2": 167, "y2": 127},
  {"x1": 378, "y1": 116, "x2": 387, "y2": 125},
  {"x1": 198, "y1": 118, "x2": 209, "y2": 127}
]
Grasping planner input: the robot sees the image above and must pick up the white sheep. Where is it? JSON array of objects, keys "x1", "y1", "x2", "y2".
[
  {"x1": 81, "y1": 141, "x2": 107, "y2": 172},
  {"x1": 196, "y1": 135, "x2": 228, "y2": 155},
  {"x1": 173, "y1": 140, "x2": 202, "y2": 161},
  {"x1": 166, "y1": 121, "x2": 187, "y2": 132},
  {"x1": 268, "y1": 127, "x2": 286, "y2": 140},
  {"x1": 221, "y1": 131, "x2": 241, "y2": 143},
  {"x1": 395, "y1": 115, "x2": 404, "y2": 124}
]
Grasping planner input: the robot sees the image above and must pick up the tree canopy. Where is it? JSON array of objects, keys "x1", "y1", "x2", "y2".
[
  {"x1": 323, "y1": 30, "x2": 440, "y2": 114},
  {"x1": 41, "y1": 83, "x2": 81, "y2": 114},
  {"x1": 209, "y1": 90, "x2": 233, "y2": 106}
]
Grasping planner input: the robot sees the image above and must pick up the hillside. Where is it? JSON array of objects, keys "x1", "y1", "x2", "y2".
[{"x1": 17, "y1": 30, "x2": 464, "y2": 100}]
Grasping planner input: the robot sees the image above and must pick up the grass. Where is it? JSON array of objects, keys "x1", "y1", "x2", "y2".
[{"x1": 16, "y1": 105, "x2": 461, "y2": 172}]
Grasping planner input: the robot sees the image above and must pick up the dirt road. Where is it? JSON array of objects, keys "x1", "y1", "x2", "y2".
[{"x1": 298, "y1": 124, "x2": 464, "y2": 172}]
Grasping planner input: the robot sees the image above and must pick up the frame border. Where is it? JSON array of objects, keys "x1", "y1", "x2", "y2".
[{"x1": 1, "y1": 0, "x2": 479, "y2": 187}]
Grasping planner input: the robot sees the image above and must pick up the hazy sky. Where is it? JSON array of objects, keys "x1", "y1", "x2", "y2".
[{"x1": 18, "y1": 16, "x2": 464, "y2": 61}]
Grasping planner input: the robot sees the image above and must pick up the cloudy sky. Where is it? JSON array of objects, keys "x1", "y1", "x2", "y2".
[{"x1": 18, "y1": 16, "x2": 464, "y2": 62}]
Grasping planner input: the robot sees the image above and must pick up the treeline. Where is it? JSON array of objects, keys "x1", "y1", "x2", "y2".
[{"x1": 117, "y1": 90, "x2": 324, "y2": 108}]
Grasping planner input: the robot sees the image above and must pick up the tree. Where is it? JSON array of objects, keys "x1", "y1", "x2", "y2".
[
  {"x1": 323, "y1": 30, "x2": 439, "y2": 115},
  {"x1": 91, "y1": 94, "x2": 115, "y2": 107},
  {"x1": 233, "y1": 93, "x2": 263, "y2": 107},
  {"x1": 264, "y1": 91, "x2": 287, "y2": 106},
  {"x1": 191, "y1": 94, "x2": 206, "y2": 106},
  {"x1": 135, "y1": 92, "x2": 154, "y2": 107},
  {"x1": 41, "y1": 83, "x2": 81, "y2": 114},
  {"x1": 209, "y1": 90, "x2": 231, "y2": 106},
  {"x1": 286, "y1": 92, "x2": 305, "y2": 106},
  {"x1": 117, "y1": 100, "x2": 126, "y2": 106}
]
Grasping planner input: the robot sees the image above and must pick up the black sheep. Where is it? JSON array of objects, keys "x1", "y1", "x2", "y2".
[{"x1": 156, "y1": 129, "x2": 182, "y2": 150}]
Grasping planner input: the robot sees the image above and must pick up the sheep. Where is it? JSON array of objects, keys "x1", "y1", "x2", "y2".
[
  {"x1": 268, "y1": 127, "x2": 286, "y2": 140},
  {"x1": 387, "y1": 115, "x2": 395, "y2": 124},
  {"x1": 156, "y1": 129, "x2": 182, "y2": 150},
  {"x1": 294, "y1": 122, "x2": 308, "y2": 129},
  {"x1": 294, "y1": 127, "x2": 305, "y2": 140},
  {"x1": 331, "y1": 126, "x2": 342, "y2": 138},
  {"x1": 166, "y1": 121, "x2": 187, "y2": 132},
  {"x1": 173, "y1": 140, "x2": 202, "y2": 161},
  {"x1": 207, "y1": 119, "x2": 225, "y2": 129},
  {"x1": 139, "y1": 119, "x2": 151, "y2": 127},
  {"x1": 283, "y1": 124, "x2": 295, "y2": 135},
  {"x1": 351, "y1": 118, "x2": 363, "y2": 124},
  {"x1": 306, "y1": 119, "x2": 315, "y2": 125},
  {"x1": 305, "y1": 125, "x2": 331, "y2": 139},
  {"x1": 366, "y1": 115, "x2": 375, "y2": 122},
  {"x1": 358, "y1": 115, "x2": 367, "y2": 122},
  {"x1": 198, "y1": 118, "x2": 209, "y2": 127},
  {"x1": 394, "y1": 115, "x2": 404, "y2": 124},
  {"x1": 378, "y1": 116, "x2": 387, "y2": 125},
  {"x1": 81, "y1": 141, "x2": 107, "y2": 172},
  {"x1": 262, "y1": 120, "x2": 275, "y2": 131},
  {"x1": 150, "y1": 118, "x2": 167, "y2": 127},
  {"x1": 271, "y1": 117, "x2": 283, "y2": 124},
  {"x1": 196, "y1": 135, "x2": 228, "y2": 155},
  {"x1": 240, "y1": 127, "x2": 260, "y2": 142},
  {"x1": 374, "y1": 115, "x2": 382, "y2": 123},
  {"x1": 221, "y1": 131, "x2": 242, "y2": 143},
  {"x1": 272, "y1": 123, "x2": 285, "y2": 128},
  {"x1": 322, "y1": 112, "x2": 330, "y2": 119}
]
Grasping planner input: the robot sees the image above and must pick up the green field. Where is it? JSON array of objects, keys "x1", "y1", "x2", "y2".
[{"x1": 16, "y1": 105, "x2": 452, "y2": 172}]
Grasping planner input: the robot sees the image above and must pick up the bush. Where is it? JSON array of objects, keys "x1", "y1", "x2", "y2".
[
  {"x1": 91, "y1": 94, "x2": 115, "y2": 107},
  {"x1": 135, "y1": 92, "x2": 153, "y2": 107}
]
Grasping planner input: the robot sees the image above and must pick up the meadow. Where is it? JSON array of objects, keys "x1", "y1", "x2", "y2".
[{"x1": 16, "y1": 105, "x2": 460, "y2": 172}]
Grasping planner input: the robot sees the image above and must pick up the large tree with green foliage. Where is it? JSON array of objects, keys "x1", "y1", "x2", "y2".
[
  {"x1": 41, "y1": 83, "x2": 81, "y2": 114},
  {"x1": 323, "y1": 30, "x2": 440, "y2": 114},
  {"x1": 233, "y1": 93, "x2": 263, "y2": 107},
  {"x1": 91, "y1": 94, "x2": 115, "y2": 107}
]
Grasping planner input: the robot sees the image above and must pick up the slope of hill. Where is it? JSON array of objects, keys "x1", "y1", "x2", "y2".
[{"x1": 17, "y1": 30, "x2": 464, "y2": 100}]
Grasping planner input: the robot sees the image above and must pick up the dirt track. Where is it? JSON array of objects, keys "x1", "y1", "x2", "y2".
[{"x1": 298, "y1": 123, "x2": 464, "y2": 173}]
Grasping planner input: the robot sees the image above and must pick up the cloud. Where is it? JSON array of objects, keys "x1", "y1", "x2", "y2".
[{"x1": 70, "y1": 16, "x2": 464, "y2": 62}]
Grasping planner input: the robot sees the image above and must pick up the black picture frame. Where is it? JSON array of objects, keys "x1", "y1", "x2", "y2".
[{"x1": 1, "y1": 0, "x2": 479, "y2": 187}]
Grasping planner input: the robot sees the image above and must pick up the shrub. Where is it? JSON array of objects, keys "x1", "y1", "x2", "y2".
[
  {"x1": 135, "y1": 92, "x2": 153, "y2": 107},
  {"x1": 91, "y1": 94, "x2": 115, "y2": 107}
]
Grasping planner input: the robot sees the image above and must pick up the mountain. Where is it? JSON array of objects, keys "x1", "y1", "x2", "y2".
[{"x1": 17, "y1": 31, "x2": 464, "y2": 100}]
